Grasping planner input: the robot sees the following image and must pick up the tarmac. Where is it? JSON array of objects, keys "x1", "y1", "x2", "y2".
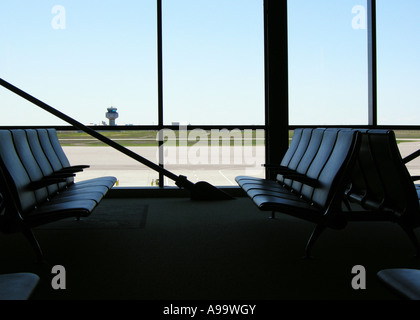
[
  {"x1": 63, "y1": 141, "x2": 420, "y2": 188},
  {"x1": 63, "y1": 145, "x2": 266, "y2": 187},
  {"x1": 396, "y1": 141, "x2": 420, "y2": 175}
]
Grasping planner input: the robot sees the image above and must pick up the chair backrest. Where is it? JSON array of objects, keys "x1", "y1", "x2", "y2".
[
  {"x1": 289, "y1": 128, "x2": 326, "y2": 193},
  {"x1": 274, "y1": 128, "x2": 360, "y2": 210},
  {"x1": 10, "y1": 130, "x2": 50, "y2": 203},
  {"x1": 0, "y1": 191, "x2": 4, "y2": 217},
  {"x1": 0, "y1": 166, "x2": 26, "y2": 232},
  {"x1": 36, "y1": 129, "x2": 64, "y2": 171},
  {"x1": 25, "y1": 129, "x2": 67, "y2": 191},
  {"x1": 46, "y1": 129, "x2": 72, "y2": 168},
  {"x1": 38, "y1": 129, "x2": 74, "y2": 185},
  {"x1": 367, "y1": 130, "x2": 420, "y2": 219},
  {"x1": 278, "y1": 128, "x2": 304, "y2": 168},
  {"x1": 300, "y1": 129, "x2": 360, "y2": 209},
  {"x1": 346, "y1": 129, "x2": 385, "y2": 210},
  {"x1": 277, "y1": 128, "x2": 314, "y2": 187},
  {"x1": 0, "y1": 131, "x2": 37, "y2": 215}
]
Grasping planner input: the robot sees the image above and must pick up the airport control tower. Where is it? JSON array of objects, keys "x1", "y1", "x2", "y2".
[{"x1": 106, "y1": 107, "x2": 119, "y2": 126}]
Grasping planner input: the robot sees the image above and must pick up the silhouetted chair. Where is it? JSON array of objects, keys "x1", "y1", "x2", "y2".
[
  {"x1": 40, "y1": 129, "x2": 117, "y2": 187},
  {"x1": 0, "y1": 129, "x2": 117, "y2": 261},
  {"x1": 373, "y1": 135, "x2": 420, "y2": 299},
  {"x1": 344, "y1": 129, "x2": 420, "y2": 257},
  {"x1": 237, "y1": 128, "x2": 420, "y2": 258},
  {"x1": 236, "y1": 128, "x2": 361, "y2": 257}
]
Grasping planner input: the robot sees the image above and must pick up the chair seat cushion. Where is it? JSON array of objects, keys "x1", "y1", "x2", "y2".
[
  {"x1": 0, "y1": 273, "x2": 40, "y2": 300},
  {"x1": 24, "y1": 199, "x2": 97, "y2": 227},
  {"x1": 236, "y1": 175, "x2": 324, "y2": 223},
  {"x1": 73, "y1": 176, "x2": 117, "y2": 189},
  {"x1": 377, "y1": 268, "x2": 420, "y2": 300}
]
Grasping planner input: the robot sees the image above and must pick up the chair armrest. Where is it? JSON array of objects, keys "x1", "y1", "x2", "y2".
[
  {"x1": 30, "y1": 177, "x2": 69, "y2": 190},
  {"x1": 412, "y1": 176, "x2": 420, "y2": 182},
  {"x1": 281, "y1": 172, "x2": 320, "y2": 188},
  {"x1": 49, "y1": 172, "x2": 76, "y2": 179},
  {"x1": 57, "y1": 165, "x2": 90, "y2": 174},
  {"x1": 263, "y1": 164, "x2": 319, "y2": 187},
  {"x1": 262, "y1": 164, "x2": 295, "y2": 174}
]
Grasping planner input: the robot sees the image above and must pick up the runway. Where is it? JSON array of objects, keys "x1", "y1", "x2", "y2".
[
  {"x1": 63, "y1": 141, "x2": 420, "y2": 187},
  {"x1": 63, "y1": 145, "x2": 266, "y2": 187}
]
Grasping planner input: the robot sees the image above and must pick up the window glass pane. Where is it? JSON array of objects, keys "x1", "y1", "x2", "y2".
[
  {"x1": 395, "y1": 131, "x2": 420, "y2": 177},
  {"x1": 59, "y1": 130, "x2": 160, "y2": 187},
  {"x1": 377, "y1": 0, "x2": 420, "y2": 125},
  {"x1": 0, "y1": 0, "x2": 157, "y2": 126},
  {"x1": 288, "y1": 0, "x2": 368, "y2": 125},
  {"x1": 159, "y1": 128, "x2": 265, "y2": 186},
  {"x1": 162, "y1": 0, "x2": 264, "y2": 125}
]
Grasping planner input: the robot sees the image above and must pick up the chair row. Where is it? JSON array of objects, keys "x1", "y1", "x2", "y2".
[
  {"x1": 236, "y1": 128, "x2": 420, "y2": 258},
  {"x1": 236, "y1": 128, "x2": 361, "y2": 257},
  {"x1": 343, "y1": 129, "x2": 420, "y2": 256},
  {"x1": 0, "y1": 128, "x2": 117, "y2": 260}
]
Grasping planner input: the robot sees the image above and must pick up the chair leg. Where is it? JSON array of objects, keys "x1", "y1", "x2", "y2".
[
  {"x1": 269, "y1": 211, "x2": 276, "y2": 219},
  {"x1": 22, "y1": 228, "x2": 44, "y2": 263},
  {"x1": 304, "y1": 224, "x2": 326, "y2": 259},
  {"x1": 399, "y1": 223, "x2": 420, "y2": 258},
  {"x1": 342, "y1": 198, "x2": 352, "y2": 211}
]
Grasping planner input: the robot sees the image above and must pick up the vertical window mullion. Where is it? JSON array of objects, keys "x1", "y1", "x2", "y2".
[
  {"x1": 264, "y1": 0, "x2": 289, "y2": 179},
  {"x1": 157, "y1": 0, "x2": 165, "y2": 187},
  {"x1": 367, "y1": 0, "x2": 377, "y2": 127}
]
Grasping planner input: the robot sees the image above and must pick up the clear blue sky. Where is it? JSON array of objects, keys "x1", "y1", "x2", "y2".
[{"x1": 0, "y1": 0, "x2": 419, "y2": 126}]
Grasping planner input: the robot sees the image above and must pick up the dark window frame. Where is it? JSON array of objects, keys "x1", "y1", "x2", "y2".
[{"x1": 3, "y1": 0, "x2": 420, "y2": 189}]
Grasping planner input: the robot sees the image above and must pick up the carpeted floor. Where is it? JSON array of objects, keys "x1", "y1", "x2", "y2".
[
  {"x1": 36, "y1": 203, "x2": 148, "y2": 230},
  {"x1": 1, "y1": 196, "x2": 420, "y2": 303}
]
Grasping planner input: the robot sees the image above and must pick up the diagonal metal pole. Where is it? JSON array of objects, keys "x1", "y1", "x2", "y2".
[
  {"x1": 0, "y1": 78, "x2": 234, "y2": 200},
  {"x1": 0, "y1": 78, "x2": 181, "y2": 184}
]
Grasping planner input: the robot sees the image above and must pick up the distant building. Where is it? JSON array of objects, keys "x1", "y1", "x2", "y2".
[{"x1": 106, "y1": 107, "x2": 119, "y2": 126}]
